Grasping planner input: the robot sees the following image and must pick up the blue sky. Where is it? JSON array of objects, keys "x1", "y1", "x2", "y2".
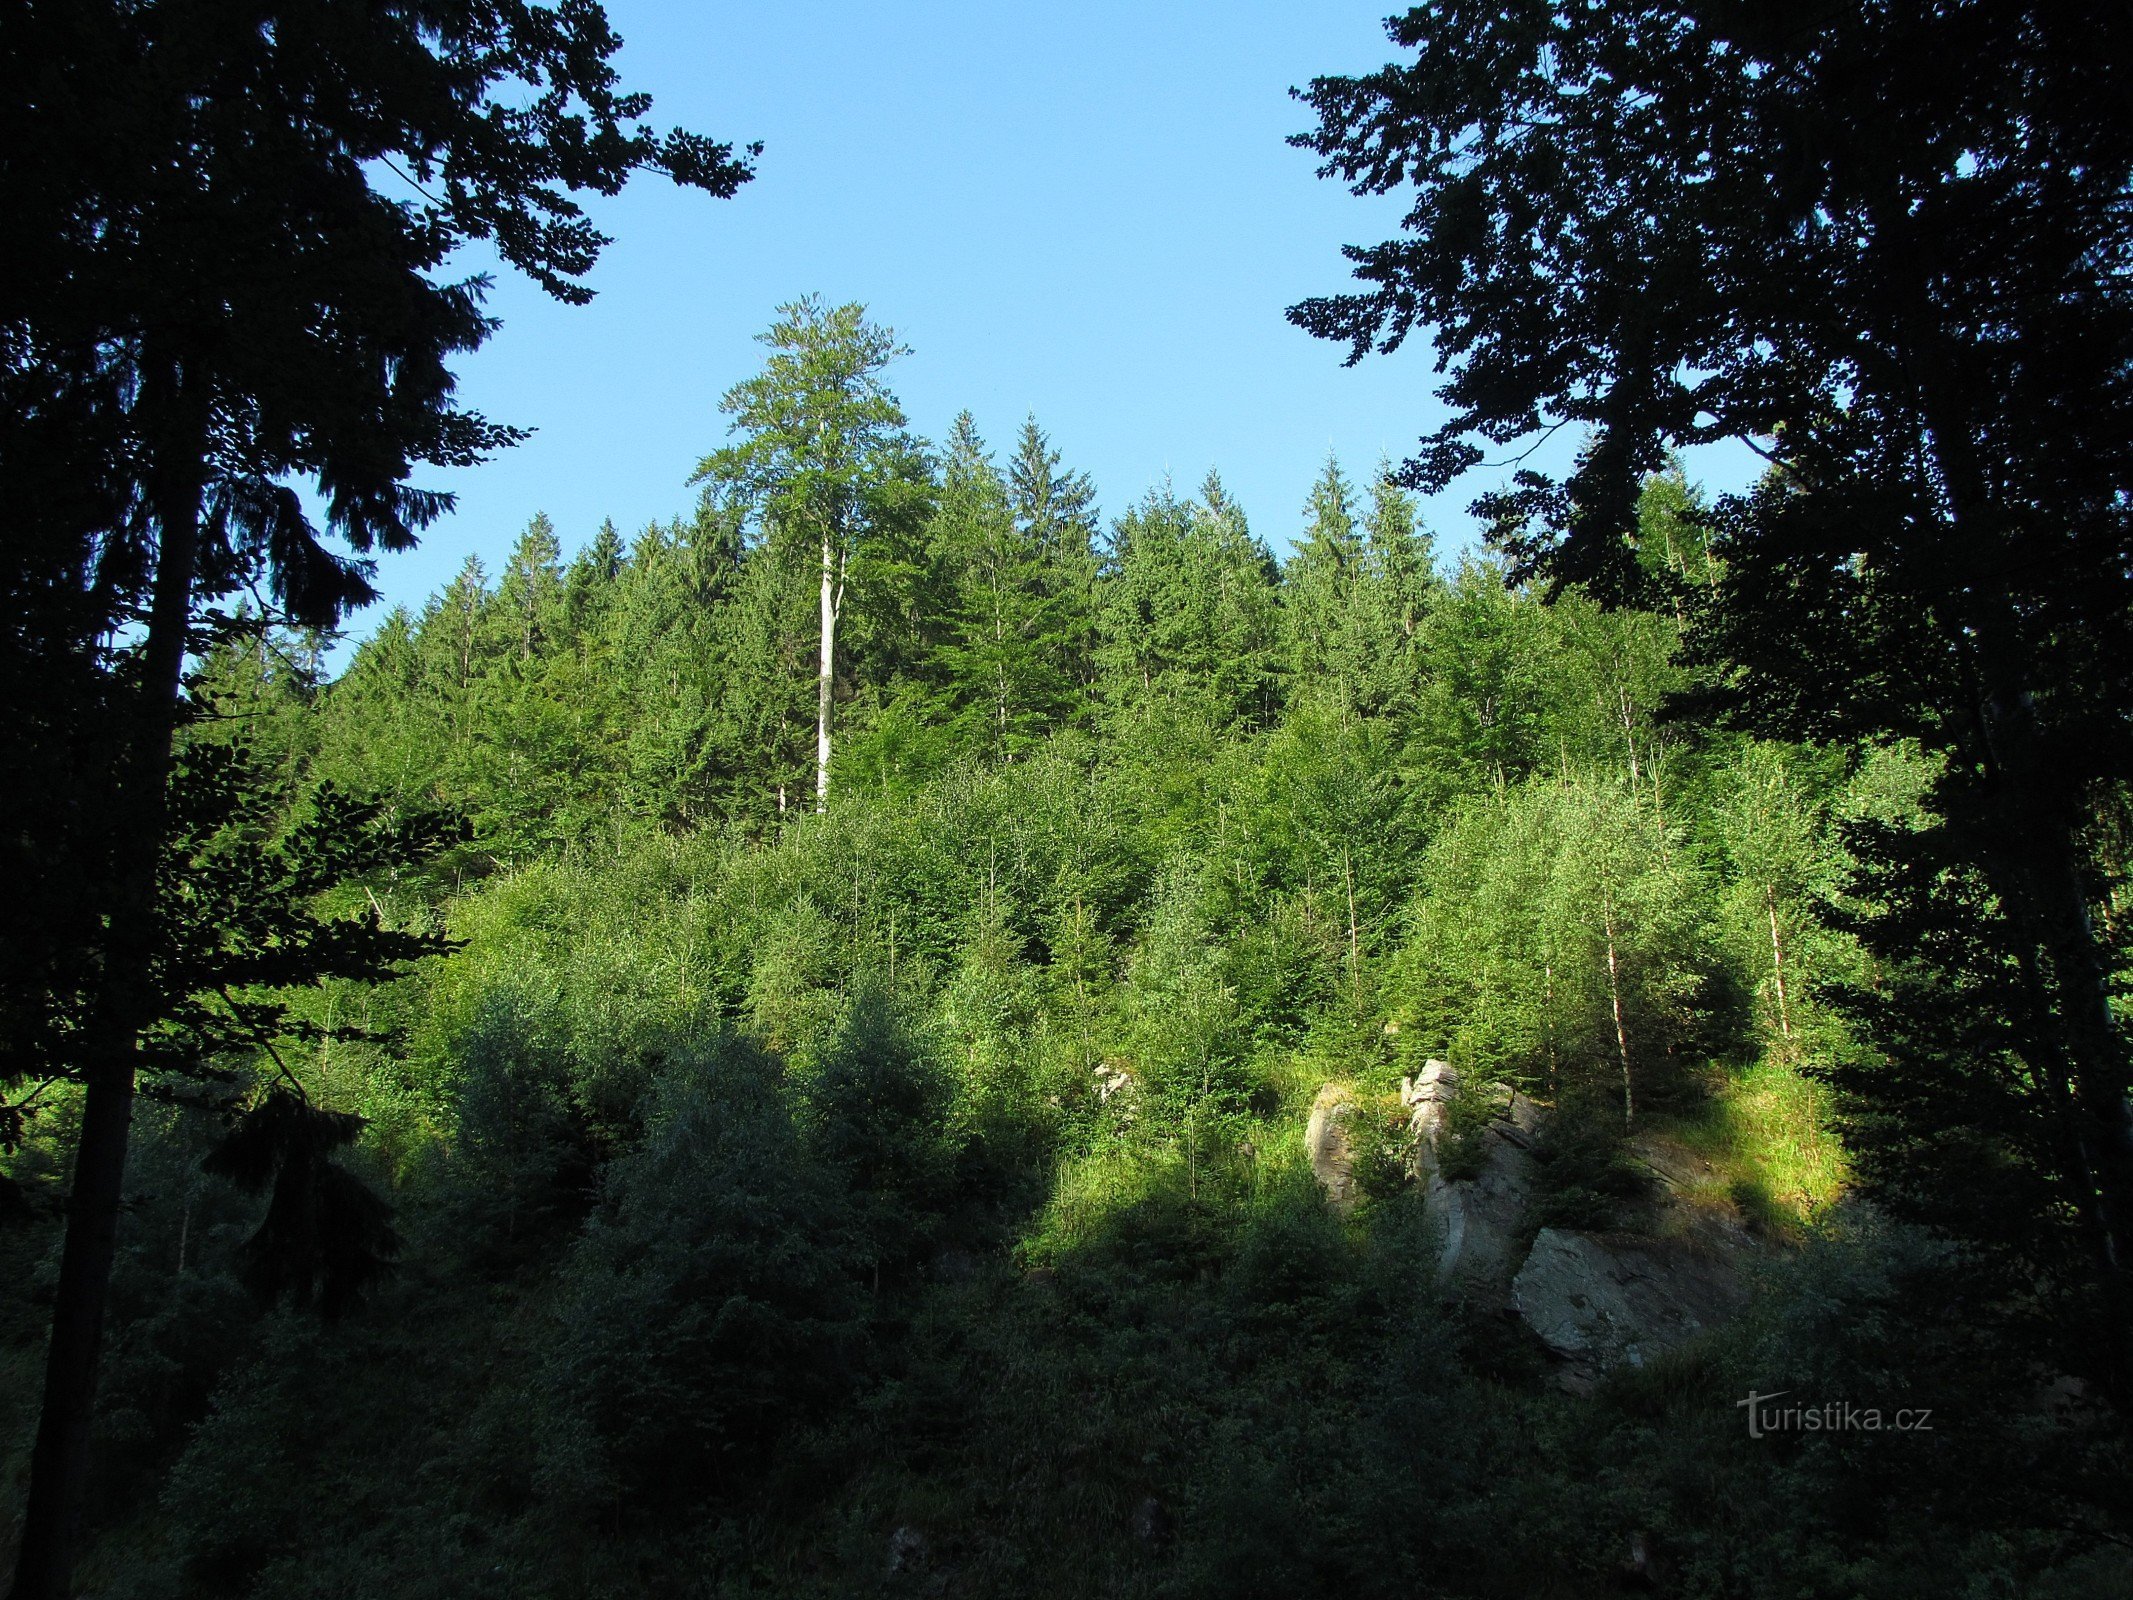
[{"x1": 345, "y1": 2, "x2": 1748, "y2": 653}]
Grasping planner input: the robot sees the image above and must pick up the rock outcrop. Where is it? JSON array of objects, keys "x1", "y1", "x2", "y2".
[
  {"x1": 1305, "y1": 1083, "x2": 1362, "y2": 1212},
  {"x1": 1311, "y1": 1066, "x2": 1762, "y2": 1383},
  {"x1": 1425, "y1": 1084, "x2": 1545, "y2": 1302},
  {"x1": 1512, "y1": 1226, "x2": 1753, "y2": 1391},
  {"x1": 1402, "y1": 1059, "x2": 1460, "y2": 1177},
  {"x1": 1411, "y1": 1083, "x2": 1758, "y2": 1383}
]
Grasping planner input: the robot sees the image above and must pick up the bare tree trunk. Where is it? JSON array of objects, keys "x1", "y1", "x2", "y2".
[
  {"x1": 1603, "y1": 884, "x2": 1634, "y2": 1129},
  {"x1": 1617, "y1": 684, "x2": 1640, "y2": 787},
  {"x1": 1765, "y1": 885, "x2": 1794, "y2": 1048},
  {"x1": 815, "y1": 529, "x2": 839, "y2": 813},
  {"x1": 11, "y1": 364, "x2": 204, "y2": 1600}
]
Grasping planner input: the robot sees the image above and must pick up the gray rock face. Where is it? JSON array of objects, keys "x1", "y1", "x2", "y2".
[
  {"x1": 1305, "y1": 1084, "x2": 1362, "y2": 1212},
  {"x1": 1512, "y1": 1227, "x2": 1752, "y2": 1389},
  {"x1": 1428, "y1": 1088, "x2": 1543, "y2": 1299},
  {"x1": 1402, "y1": 1058, "x2": 1460, "y2": 1175},
  {"x1": 1392, "y1": 1080, "x2": 1758, "y2": 1382}
]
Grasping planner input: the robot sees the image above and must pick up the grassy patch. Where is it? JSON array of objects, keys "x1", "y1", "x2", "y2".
[{"x1": 1672, "y1": 1054, "x2": 1847, "y2": 1236}]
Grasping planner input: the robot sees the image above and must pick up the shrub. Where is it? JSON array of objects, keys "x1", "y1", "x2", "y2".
[{"x1": 535, "y1": 1037, "x2": 863, "y2": 1514}]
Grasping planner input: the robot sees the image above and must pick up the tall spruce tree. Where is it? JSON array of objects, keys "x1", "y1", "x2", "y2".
[
  {"x1": 930, "y1": 414, "x2": 1083, "y2": 761},
  {"x1": 1357, "y1": 465, "x2": 1436, "y2": 714},
  {"x1": 1007, "y1": 415, "x2": 1103, "y2": 694},
  {"x1": 1097, "y1": 476, "x2": 1282, "y2": 733},
  {"x1": 1282, "y1": 453, "x2": 1367, "y2": 709}
]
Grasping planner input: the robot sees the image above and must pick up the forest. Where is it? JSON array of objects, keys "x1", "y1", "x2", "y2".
[{"x1": 5, "y1": 4, "x2": 2132, "y2": 1599}]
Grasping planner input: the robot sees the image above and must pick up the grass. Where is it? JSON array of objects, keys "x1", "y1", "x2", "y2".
[{"x1": 1671, "y1": 1052, "x2": 1848, "y2": 1238}]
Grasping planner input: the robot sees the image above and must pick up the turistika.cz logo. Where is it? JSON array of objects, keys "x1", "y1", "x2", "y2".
[{"x1": 1736, "y1": 1390, "x2": 1934, "y2": 1438}]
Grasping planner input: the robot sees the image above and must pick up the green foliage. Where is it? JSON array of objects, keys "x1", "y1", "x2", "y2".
[
  {"x1": 1397, "y1": 771, "x2": 1719, "y2": 1112},
  {"x1": 1281, "y1": 455, "x2": 1435, "y2": 720},
  {"x1": 919, "y1": 415, "x2": 1088, "y2": 764},
  {"x1": 416, "y1": 993, "x2": 594, "y2": 1273},
  {"x1": 1096, "y1": 477, "x2": 1282, "y2": 734},
  {"x1": 1296, "y1": 0, "x2": 2133, "y2": 1406},
  {"x1": 8, "y1": 267, "x2": 2122, "y2": 1592},
  {"x1": 1526, "y1": 1096, "x2": 1651, "y2": 1232},
  {"x1": 1, "y1": 0, "x2": 2126, "y2": 1582},
  {"x1": 536, "y1": 1039, "x2": 862, "y2": 1512},
  {"x1": 201, "y1": 1091, "x2": 399, "y2": 1317},
  {"x1": 797, "y1": 992, "x2": 956, "y2": 1267}
]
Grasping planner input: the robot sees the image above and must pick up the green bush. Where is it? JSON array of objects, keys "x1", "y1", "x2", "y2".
[{"x1": 535, "y1": 1037, "x2": 863, "y2": 1514}]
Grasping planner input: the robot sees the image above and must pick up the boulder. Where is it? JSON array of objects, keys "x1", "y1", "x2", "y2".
[
  {"x1": 886, "y1": 1524, "x2": 928, "y2": 1576},
  {"x1": 1512, "y1": 1226, "x2": 1751, "y2": 1390},
  {"x1": 1132, "y1": 1494, "x2": 1176, "y2": 1549},
  {"x1": 1305, "y1": 1083, "x2": 1362, "y2": 1212}
]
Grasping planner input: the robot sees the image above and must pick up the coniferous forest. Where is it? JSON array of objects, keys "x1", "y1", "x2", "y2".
[{"x1": 5, "y1": 5, "x2": 2133, "y2": 1598}]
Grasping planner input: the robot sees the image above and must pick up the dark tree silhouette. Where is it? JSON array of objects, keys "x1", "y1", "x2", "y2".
[{"x1": 0, "y1": 5, "x2": 753, "y2": 1593}]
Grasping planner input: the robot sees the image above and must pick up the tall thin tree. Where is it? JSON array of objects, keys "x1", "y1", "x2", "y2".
[{"x1": 691, "y1": 299, "x2": 931, "y2": 811}]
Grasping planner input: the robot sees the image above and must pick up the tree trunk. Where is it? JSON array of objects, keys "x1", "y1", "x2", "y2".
[
  {"x1": 10, "y1": 366, "x2": 205, "y2": 1600},
  {"x1": 1602, "y1": 884, "x2": 1634, "y2": 1129},
  {"x1": 814, "y1": 528, "x2": 838, "y2": 813},
  {"x1": 1966, "y1": 611, "x2": 2133, "y2": 1407},
  {"x1": 1766, "y1": 885, "x2": 1793, "y2": 1047},
  {"x1": 1908, "y1": 359, "x2": 2133, "y2": 1402}
]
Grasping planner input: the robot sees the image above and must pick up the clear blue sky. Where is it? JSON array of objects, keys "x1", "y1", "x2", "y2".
[{"x1": 343, "y1": 2, "x2": 1748, "y2": 654}]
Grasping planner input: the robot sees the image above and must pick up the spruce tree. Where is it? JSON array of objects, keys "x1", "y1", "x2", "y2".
[
  {"x1": 1007, "y1": 416, "x2": 1102, "y2": 694},
  {"x1": 1097, "y1": 477, "x2": 1281, "y2": 734},
  {"x1": 1281, "y1": 453, "x2": 1366, "y2": 709},
  {"x1": 930, "y1": 414, "x2": 1082, "y2": 762}
]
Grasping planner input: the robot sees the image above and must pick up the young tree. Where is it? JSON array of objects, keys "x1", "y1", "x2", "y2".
[
  {"x1": 928, "y1": 414, "x2": 1084, "y2": 761},
  {"x1": 1281, "y1": 453, "x2": 1367, "y2": 709},
  {"x1": 691, "y1": 299, "x2": 931, "y2": 812},
  {"x1": 1, "y1": 5, "x2": 753, "y2": 1591},
  {"x1": 1006, "y1": 415, "x2": 1103, "y2": 696},
  {"x1": 1293, "y1": 0, "x2": 2133, "y2": 1396}
]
